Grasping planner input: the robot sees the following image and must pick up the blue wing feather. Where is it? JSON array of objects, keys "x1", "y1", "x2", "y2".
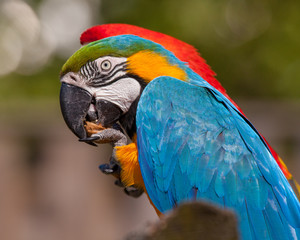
[{"x1": 136, "y1": 76, "x2": 300, "y2": 239}]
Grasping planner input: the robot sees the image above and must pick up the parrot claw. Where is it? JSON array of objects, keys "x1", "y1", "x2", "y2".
[
  {"x1": 99, "y1": 163, "x2": 114, "y2": 174},
  {"x1": 99, "y1": 160, "x2": 121, "y2": 175},
  {"x1": 124, "y1": 186, "x2": 144, "y2": 198},
  {"x1": 115, "y1": 180, "x2": 143, "y2": 198},
  {"x1": 78, "y1": 123, "x2": 124, "y2": 147},
  {"x1": 84, "y1": 141, "x2": 98, "y2": 146},
  {"x1": 114, "y1": 179, "x2": 124, "y2": 187},
  {"x1": 81, "y1": 128, "x2": 127, "y2": 147},
  {"x1": 79, "y1": 136, "x2": 100, "y2": 145}
]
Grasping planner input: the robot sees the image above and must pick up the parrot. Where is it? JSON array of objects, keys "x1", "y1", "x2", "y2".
[{"x1": 59, "y1": 24, "x2": 300, "y2": 239}]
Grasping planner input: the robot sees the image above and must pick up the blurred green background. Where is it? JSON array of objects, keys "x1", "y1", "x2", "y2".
[
  {"x1": 0, "y1": 0, "x2": 299, "y2": 240},
  {"x1": 1, "y1": 0, "x2": 300, "y2": 100}
]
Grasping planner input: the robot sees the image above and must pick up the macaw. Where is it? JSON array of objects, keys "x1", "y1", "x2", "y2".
[{"x1": 59, "y1": 24, "x2": 300, "y2": 239}]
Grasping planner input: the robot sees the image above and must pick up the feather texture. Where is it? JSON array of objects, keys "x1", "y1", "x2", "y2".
[
  {"x1": 136, "y1": 76, "x2": 300, "y2": 239},
  {"x1": 78, "y1": 24, "x2": 295, "y2": 184}
]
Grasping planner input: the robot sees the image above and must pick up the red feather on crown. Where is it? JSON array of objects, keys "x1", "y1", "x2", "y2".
[{"x1": 80, "y1": 24, "x2": 230, "y2": 104}]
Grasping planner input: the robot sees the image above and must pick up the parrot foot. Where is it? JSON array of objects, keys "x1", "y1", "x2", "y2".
[
  {"x1": 99, "y1": 160, "x2": 144, "y2": 198},
  {"x1": 79, "y1": 123, "x2": 127, "y2": 146},
  {"x1": 114, "y1": 179, "x2": 124, "y2": 187},
  {"x1": 99, "y1": 157, "x2": 121, "y2": 175},
  {"x1": 99, "y1": 164, "x2": 143, "y2": 198},
  {"x1": 80, "y1": 127, "x2": 127, "y2": 147},
  {"x1": 124, "y1": 186, "x2": 144, "y2": 198},
  {"x1": 99, "y1": 163, "x2": 118, "y2": 174}
]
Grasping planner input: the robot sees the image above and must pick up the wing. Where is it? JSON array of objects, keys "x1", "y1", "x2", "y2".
[{"x1": 136, "y1": 76, "x2": 300, "y2": 240}]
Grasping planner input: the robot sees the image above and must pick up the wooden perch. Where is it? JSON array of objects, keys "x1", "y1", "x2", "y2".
[{"x1": 126, "y1": 201, "x2": 239, "y2": 240}]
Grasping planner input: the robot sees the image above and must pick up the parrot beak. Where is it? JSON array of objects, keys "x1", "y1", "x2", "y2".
[
  {"x1": 60, "y1": 82, "x2": 93, "y2": 140},
  {"x1": 59, "y1": 82, "x2": 123, "y2": 146}
]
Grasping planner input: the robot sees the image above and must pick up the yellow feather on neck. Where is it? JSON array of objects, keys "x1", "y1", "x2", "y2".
[{"x1": 127, "y1": 50, "x2": 186, "y2": 82}]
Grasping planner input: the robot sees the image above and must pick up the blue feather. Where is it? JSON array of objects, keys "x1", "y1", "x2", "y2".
[{"x1": 136, "y1": 76, "x2": 300, "y2": 239}]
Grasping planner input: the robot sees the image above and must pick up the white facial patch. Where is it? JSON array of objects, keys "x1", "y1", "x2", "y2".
[
  {"x1": 93, "y1": 77, "x2": 141, "y2": 112},
  {"x1": 61, "y1": 56, "x2": 141, "y2": 113},
  {"x1": 61, "y1": 73, "x2": 141, "y2": 113}
]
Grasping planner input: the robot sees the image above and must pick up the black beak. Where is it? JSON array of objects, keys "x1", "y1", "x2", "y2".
[
  {"x1": 60, "y1": 83, "x2": 92, "y2": 140},
  {"x1": 60, "y1": 82, "x2": 123, "y2": 145}
]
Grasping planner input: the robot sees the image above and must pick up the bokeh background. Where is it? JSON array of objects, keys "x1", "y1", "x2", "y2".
[{"x1": 0, "y1": 0, "x2": 299, "y2": 239}]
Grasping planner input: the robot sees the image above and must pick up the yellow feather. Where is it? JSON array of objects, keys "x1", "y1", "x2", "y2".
[
  {"x1": 115, "y1": 143, "x2": 144, "y2": 188},
  {"x1": 115, "y1": 140, "x2": 162, "y2": 216},
  {"x1": 127, "y1": 50, "x2": 186, "y2": 82}
]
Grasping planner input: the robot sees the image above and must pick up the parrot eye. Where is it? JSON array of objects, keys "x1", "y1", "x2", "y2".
[
  {"x1": 101, "y1": 60, "x2": 112, "y2": 71},
  {"x1": 79, "y1": 56, "x2": 127, "y2": 87}
]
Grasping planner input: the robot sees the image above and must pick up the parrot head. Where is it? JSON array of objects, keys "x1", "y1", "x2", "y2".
[{"x1": 59, "y1": 34, "x2": 188, "y2": 141}]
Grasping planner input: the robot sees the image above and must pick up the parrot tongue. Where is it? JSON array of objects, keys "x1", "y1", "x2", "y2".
[{"x1": 86, "y1": 102, "x2": 98, "y2": 122}]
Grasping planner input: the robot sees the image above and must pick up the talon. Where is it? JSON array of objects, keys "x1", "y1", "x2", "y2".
[
  {"x1": 78, "y1": 138, "x2": 97, "y2": 146},
  {"x1": 79, "y1": 136, "x2": 100, "y2": 143},
  {"x1": 87, "y1": 142, "x2": 98, "y2": 146},
  {"x1": 114, "y1": 179, "x2": 124, "y2": 187},
  {"x1": 99, "y1": 162, "x2": 120, "y2": 175},
  {"x1": 99, "y1": 163, "x2": 114, "y2": 174},
  {"x1": 124, "y1": 186, "x2": 144, "y2": 198}
]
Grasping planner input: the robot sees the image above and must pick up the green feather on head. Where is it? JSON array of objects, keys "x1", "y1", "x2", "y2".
[{"x1": 60, "y1": 35, "x2": 170, "y2": 77}]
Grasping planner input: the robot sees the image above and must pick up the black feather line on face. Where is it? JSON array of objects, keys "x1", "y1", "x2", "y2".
[
  {"x1": 80, "y1": 60, "x2": 127, "y2": 87},
  {"x1": 90, "y1": 65, "x2": 126, "y2": 87},
  {"x1": 80, "y1": 61, "x2": 100, "y2": 81}
]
